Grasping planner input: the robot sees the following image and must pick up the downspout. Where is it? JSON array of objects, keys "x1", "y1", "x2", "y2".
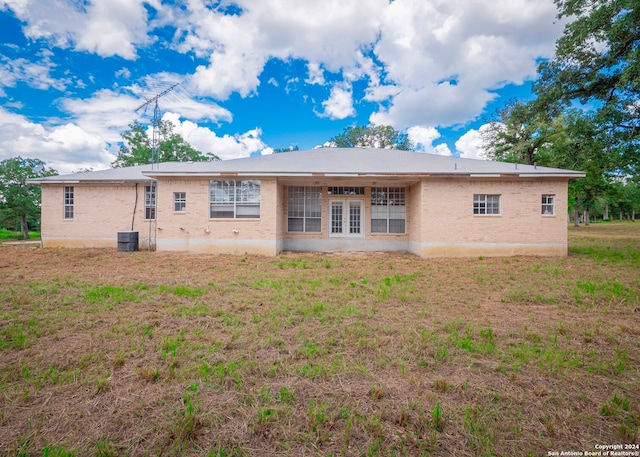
[{"x1": 131, "y1": 183, "x2": 138, "y2": 231}]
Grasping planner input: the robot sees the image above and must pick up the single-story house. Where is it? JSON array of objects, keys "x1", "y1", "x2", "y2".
[{"x1": 29, "y1": 148, "x2": 585, "y2": 257}]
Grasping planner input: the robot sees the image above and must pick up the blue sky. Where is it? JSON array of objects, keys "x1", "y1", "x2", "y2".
[{"x1": 0, "y1": 0, "x2": 563, "y2": 174}]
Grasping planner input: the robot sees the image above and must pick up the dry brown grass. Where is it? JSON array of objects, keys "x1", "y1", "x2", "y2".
[{"x1": 0, "y1": 222, "x2": 639, "y2": 456}]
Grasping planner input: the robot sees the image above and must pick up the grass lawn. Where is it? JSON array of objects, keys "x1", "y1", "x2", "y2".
[
  {"x1": 0, "y1": 222, "x2": 638, "y2": 456},
  {"x1": 0, "y1": 229, "x2": 40, "y2": 241}
]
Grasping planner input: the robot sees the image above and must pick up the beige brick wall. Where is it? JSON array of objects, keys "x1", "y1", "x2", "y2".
[
  {"x1": 154, "y1": 177, "x2": 279, "y2": 255},
  {"x1": 41, "y1": 182, "x2": 154, "y2": 248},
  {"x1": 39, "y1": 176, "x2": 572, "y2": 257},
  {"x1": 417, "y1": 178, "x2": 569, "y2": 256},
  {"x1": 407, "y1": 182, "x2": 422, "y2": 244}
]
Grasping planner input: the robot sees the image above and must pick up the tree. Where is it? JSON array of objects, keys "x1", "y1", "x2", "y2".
[
  {"x1": 273, "y1": 146, "x2": 299, "y2": 153},
  {"x1": 547, "y1": 111, "x2": 617, "y2": 225},
  {"x1": 481, "y1": 99, "x2": 560, "y2": 165},
  {"x1": 0, "y1": 157, "x2": 58, "y2": 239},
  {"x1": 329, "y1": 125, "x2": 413, "y2": 150},
  {"x1": 535, "y1": 0, "x2": 640, "y2": 173},
  {"x1": 112, "y1": 119, "x2": 219, "y2": 168}
]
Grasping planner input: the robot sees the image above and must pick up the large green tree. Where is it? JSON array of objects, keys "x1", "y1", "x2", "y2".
[
  {"x1": 113, "y1": 120, "x2": 219, "y2": 167},
  {"x1": 329, "y1": 125, "x2": 413, "y2": 150},
  {"x1": 481, "y1": 99, "x2": 560, "y2": 165},
  {"x1": 549, "y1": 111, "x2": 620, "y2": 224},
  {"x1": 536, "y1": 0, "x2": 640, "y2": 173},
  {"x1": 0, "y1": 157, "x2": 58, "y2": 239}
]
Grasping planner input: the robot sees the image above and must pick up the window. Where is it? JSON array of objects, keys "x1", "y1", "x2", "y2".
[
  {"x1": 210, "y1": 180, "x2": 260, "y2": 219},
  {"x1": 145, "y1": 184, "x2": 156, "y2": 220},
  {"x1": 174, "y1": 192, "x2": 186, "y2": 212},
  {"x1": 288, "y1": 186, "x2": 322, "y2": 232},
  {"x1": 473, "y1": 194, "x2": 500, "y2": 215},
  {"x1": 542, "y1": 194, "x2": 555, "y2": 215},
  {"x1": 64, "y1": 186, "x2": 74, "y2": 219},
  {"x1": 327, "y1": 186, "x2": 365, "y2": 195},
  {"x1": 371, "y1": 187, "x2": 406, "y2": 233}
]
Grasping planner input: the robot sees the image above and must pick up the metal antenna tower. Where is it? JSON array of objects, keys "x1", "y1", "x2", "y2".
[
  {"x1": 134, "y1": 82, "x2": 179, "y2": 252},
  {"x1": 135, "y1": 82, "x2": 179, "y2": 170}
]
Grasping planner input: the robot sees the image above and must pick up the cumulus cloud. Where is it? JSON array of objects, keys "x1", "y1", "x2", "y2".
[
  {"x1": 60, "y1": 83, "x2": 232, "y2": 145},
  {"x1": 163, "y1": 113, "x2": 269, "y2": 160},
  {"x1": 367, "y1": 0, "x2": 561, "y2": 128},
  {"x1": 320, "y1": 83, "x2": 355, "y2": 120},
  {"x1": 407, "y1": 126, "x2": 452, "y2": 156},
  {"x1": 0, "y1": 107, "x2": 111, "y2": 174},
  {"x1": 455, "y1": 124, "x2": 494, "y2": 160},
  {"x1": 306, "y1": 62, "x2": 325, "y2": 85},
  {"x1": 2, "y1": 0, "x2": 152, "y2": 59},
  {"x1": 371, "y1": 81, "x2": 497, "y2": 128},
  {"x1": 115, "y1": 67, "x2": 132, "y2": 79},
  {"x1": 180, "y1": 0, "x2": 387, "y2": 99}
]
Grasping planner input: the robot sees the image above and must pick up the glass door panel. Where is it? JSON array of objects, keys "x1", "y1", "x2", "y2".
[
  {"x1": 329, "y1": 199, "x2": 363, "y2": 237},
  {"x1": 331, "y1": 201, "x2": 343, "y2": 234}
]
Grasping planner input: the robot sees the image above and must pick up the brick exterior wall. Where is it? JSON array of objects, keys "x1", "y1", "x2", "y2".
[
  {"x1": 39, "y1": 176, "x2": 571, "y2": 257},
  {"x1": 154, "y1": 177, "x2": 279, "y2": 255},
  {"x1": 40, "y1": 182, "x2": 154, "y2": 249},
  {"x1": 417, "y1": 178, "x2": 569, "y2": 256}
]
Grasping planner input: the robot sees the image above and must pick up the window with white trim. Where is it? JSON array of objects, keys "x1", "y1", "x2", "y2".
[
  {"x1": 542, "y1": 194, "x2": 555, "y2": 215},
  {"x1": 327, "y1": 186, "x2": 365, "y2": 195},
  {"x1": 145, "y1": 184, "x2": 156, "y2": 220},
  {"x1": 473, "y1": 194, "x2": 500, "y2": 215},
  {"x1": 174, "y1": 192, "x2": 186, "y2": 212},
  {"x1": 287, "y1": 186, "x2": 322, "y2": 232},
  {"x1": 210, "y1": 180, "x2": 261, "y2": 219},
  {"x1": 64, "y1": 186, "x2": 74, "y2": 219},
  {"x1": 371, "y1": 187, "x2": 406, "y2": 233}
]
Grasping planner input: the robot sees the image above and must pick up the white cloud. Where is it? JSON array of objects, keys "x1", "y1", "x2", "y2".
[
  {"x1": 368, "y1": 0, "x2": 561, "y2": 128},
  {"x1": 0, "y1": 104, "x2": 267, "y2": 175},
  {"x1": 371, "y1": 81, "x2": 497, "y2": 129},
  {"x1": 306, "y1": 62, "x2": 325, "y2": 85},
  {"x1": 455, "y1": 124, "x2": 494, "y2": 160},
  {"x1": 0, "y1": 54, "x2": 69, "y2": 92},
  {"x1": 320, "y1": 83, "x2": 355, "y2": 120},
  {"x1": 162, "y1": 112, "x2": 269, "y2": 160},
  {"x1": 407, "y1": 126, "x2": 452, "y2": 156},
  {"x1": 60, "y1": 83, "x2": 232, "y2": 146},
  {"x1": 175, "y1": 0, "x2": 562, "y2": 126},
  {"x1": 115, "y1": 67, "x2": 132, "y2": 79},
  {"x1": 2, "y1": 0, "x2": 153, "y2": 59},
  {"x1": 180, "y1": 0, "x2": 388, "y2": 99},
  {"x1": 363, "y1": 84, "x2": 401, "y2": 103},
  {"x1": 434, "y1": 143, "x2": 452, "y2": 156},
  {"x1": 0, "y1": 107, "x2": 111, "y2": 174}
]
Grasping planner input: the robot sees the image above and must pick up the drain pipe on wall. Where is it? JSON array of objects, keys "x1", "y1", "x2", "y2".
[{"x1": 131, "y1": 183, "x2": 138, "y2": 231}]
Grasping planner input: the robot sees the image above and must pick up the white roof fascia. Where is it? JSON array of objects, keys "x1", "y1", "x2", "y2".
[
  {"x1": 518, "y1": 173, "x2": 586, "y2": 178},
  {"x1": 28, "y1": 179, "x2": 81, "y2": 184},
  {"x1": 144, "y1": 172, "x2": 315, "y2": 177},
  {"x1": 235, "y1": 173, "x2": 313, "y2": 177}
]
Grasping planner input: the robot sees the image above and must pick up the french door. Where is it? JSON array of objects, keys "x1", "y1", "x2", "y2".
[{"x1": 329, "y1": 199, "x2": 364, "y2": 237}]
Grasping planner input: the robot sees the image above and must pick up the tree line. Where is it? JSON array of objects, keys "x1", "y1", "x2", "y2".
[{"x1": 481, "y1": 0, "x2": 639, "y2": 223}]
